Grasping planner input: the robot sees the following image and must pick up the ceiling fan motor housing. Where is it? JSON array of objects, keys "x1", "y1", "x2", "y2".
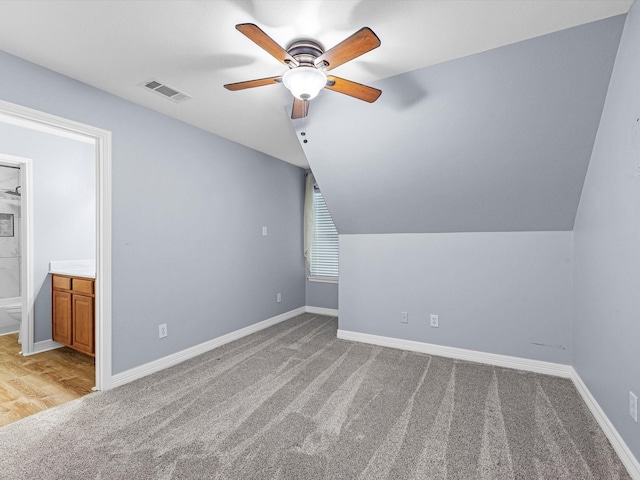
[{"x1": 286, "y1": 40, "x2": 324, "y2": 67}]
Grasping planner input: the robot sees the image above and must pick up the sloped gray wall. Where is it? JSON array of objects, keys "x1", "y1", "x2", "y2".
[
  {"x1": 573, "y1": 0, "x2": 640, "y2": 460},
  {"x1": 296, "y1": 16, "x2": 624, "y2": 234}
]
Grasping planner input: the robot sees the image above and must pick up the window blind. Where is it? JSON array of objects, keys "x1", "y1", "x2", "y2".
[{"x1": 310, "y1": 190, "x2": 338, "y2": 277}]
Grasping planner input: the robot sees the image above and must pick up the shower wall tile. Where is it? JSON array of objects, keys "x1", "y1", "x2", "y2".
[
  {"x1": 0, "y1": 216, "x2": 19, "y2": 258},
  {"x1": 0, "y1": 257, "x2": 20, "y2": 298},
  {"x1": 0, "y1": 166, "x2": 18, "y2": 191}
]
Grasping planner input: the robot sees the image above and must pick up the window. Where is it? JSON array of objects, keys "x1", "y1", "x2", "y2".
[{"x1": 310, "y1": 189, "x2": 338, "y2": 280}]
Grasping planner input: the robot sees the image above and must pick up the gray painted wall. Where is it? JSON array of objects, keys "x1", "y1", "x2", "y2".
[
  {"x1": 305, "y1": 279, "x2": 338, "y2": 310},
  {"x1": 0, "y1": 50, "x2": 306, "y2": 374},
  {"x1": 294, "y1": 16, "x2": 624, "y2": 234},
  {"x1": 340, "y1": 232, "x2": 573, "y2": 364},
  {"x1": 0, "y1": 123, "x2": 95, "y2": 342},
  {"x1": 573, "y1": 1, "x2": 640, "y2": 459}
]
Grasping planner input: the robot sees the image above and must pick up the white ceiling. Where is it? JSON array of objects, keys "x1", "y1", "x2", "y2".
[{"x1": 0, "y1": 0, "x2": 632, "y2": 168}]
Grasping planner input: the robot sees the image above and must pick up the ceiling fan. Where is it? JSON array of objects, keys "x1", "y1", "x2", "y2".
[{"x1": 224, "y1": 23, "x2": 382, "y2": 119}]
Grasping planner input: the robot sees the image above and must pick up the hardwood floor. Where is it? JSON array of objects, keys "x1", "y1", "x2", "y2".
[{"x1": 0, "y1": 333, "x2": 94, "y2": 427}]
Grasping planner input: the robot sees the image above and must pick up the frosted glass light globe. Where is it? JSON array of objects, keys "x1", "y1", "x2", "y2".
[{"x1": 282, "y1": 67, "x2": 327, "y2": 100}]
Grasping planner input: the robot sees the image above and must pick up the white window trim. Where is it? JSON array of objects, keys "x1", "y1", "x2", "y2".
[{"x1": 307, "y1": 275, "x2": 339, "y2": 284}]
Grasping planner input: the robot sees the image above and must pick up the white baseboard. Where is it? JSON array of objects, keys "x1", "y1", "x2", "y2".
[
  {"x1": 28, "y1": 339, "x2": 63, "y2": 355},
  {"x1": 337, "y1": 328, "x2": 639, "y2": 478},
  {"x1": 337, "y1": 329, "x2": 573, "y2": 378},
  {"x1": 111, "y1": 307, "x2": 306, "y2": 388},
  {"x1": 305, "y1": 306, "x2": 339, "y2": 317},
  {"x1": 571, "y1": 369, "x2": 640, "y2": 479}
]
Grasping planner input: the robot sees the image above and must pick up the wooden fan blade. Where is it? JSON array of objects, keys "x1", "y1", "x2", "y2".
[
  {"x1": 291, "y1": 98, "x2": 309, "y2": 119},
  {"x1": 236, "y1": 23, "x2": 299, "y2": 67},
  {"x1": 224, "y1": 76, "x2": 281, "y2": 91},
  {"x1": 314, "y1": 27, "x2": 380, "y2": 71},
  {"x1": 325, "y1": 76, "x2": 381, "y2": 103}
]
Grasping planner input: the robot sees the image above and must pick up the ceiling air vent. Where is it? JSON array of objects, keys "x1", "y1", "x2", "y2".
[{"x1": 141, "y1": 80, "x2": 192, "y2": 103}]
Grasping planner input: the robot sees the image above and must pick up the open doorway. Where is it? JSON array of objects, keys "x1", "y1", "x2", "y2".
[
  {"x1": 0, "y1": 99, "x2": 112, "y2": 400},
  {"x1": 0, "y1": 159, "x2": 27, "y2": 343},
  {"x1": 0, "y1": 162, "x2": 24, "y2": 339},
  {"x1": 0, "y1": 144, "x2": 100, "y2": 425}
]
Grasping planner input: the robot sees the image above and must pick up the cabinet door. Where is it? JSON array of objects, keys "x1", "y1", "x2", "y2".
[
  {"x1": 52, "y1": 290, "x2": 72, "y2": 346},
  {"x1": 72, "y1": 294, "x2": 95, "y2": 355}
]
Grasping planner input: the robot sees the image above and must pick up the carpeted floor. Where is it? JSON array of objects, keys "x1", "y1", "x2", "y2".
[{"x1": 0, "y1": 314, "x2": 631, "y2": 479}]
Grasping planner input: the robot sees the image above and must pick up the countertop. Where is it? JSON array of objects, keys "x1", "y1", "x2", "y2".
[{"x1": 49, "y1": 260, "x2": 96, "y2": 279}]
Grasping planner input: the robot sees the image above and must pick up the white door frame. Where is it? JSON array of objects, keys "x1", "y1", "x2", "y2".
[
  {"x1": 0, "y1": 153, "x2": 33, "y2": 352},
  {"x1": 0, "y1": 99, "x2": 113, "y2": 391}
]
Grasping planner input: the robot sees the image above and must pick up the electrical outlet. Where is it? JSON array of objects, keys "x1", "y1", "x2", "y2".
[
  {"x1": 262, "y1": 226, "x2": 268, "y2": 236},
  {"x1": 430, "y1": 314, "x2": 439, "y2": 328},
  {"x1": 630, "y1": 391, "x2": 638, "y2": 422},
  {"x1": 276, "y1": 293, "x2": 281, "y2": 303},
  {"x1": 159, "y1": 324, "x2": 167, "y2": 339},
  {"x1": 401, "y1": 311, "x2": 408, "y2": 324}
]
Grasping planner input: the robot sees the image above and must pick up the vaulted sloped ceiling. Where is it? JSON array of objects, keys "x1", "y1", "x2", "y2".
[
  {"x1": 0, "y1": 1, "x2": 631, "y2": 168},
  {"x1": 294, "y1": 16, "x2": 626, "y2": 234}
]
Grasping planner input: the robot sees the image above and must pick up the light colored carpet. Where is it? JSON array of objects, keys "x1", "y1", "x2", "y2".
[{"x1": 0, "y1": 314, "x2": 631, "y2": 479}]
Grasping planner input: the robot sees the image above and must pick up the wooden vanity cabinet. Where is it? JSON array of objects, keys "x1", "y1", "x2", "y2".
[
  {"x1": 52, "y1": 289, "x2": 72, "y2": 345},
  {"x1": 52, "y1": 274, "x2": 95, "y2": 356}
]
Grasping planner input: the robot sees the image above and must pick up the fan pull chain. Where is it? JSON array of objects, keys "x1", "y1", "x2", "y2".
[{"x1": 301, "y1": 117, "x2": 309, "y2": 144}]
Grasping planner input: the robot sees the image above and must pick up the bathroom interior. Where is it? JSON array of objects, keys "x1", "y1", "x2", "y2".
[
  {"x1": 0, "y1": 118, "x2": 97, "y2": 425},
  {"x1": 0, "y1": 164, "x2": 23, "y2": 338}
]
